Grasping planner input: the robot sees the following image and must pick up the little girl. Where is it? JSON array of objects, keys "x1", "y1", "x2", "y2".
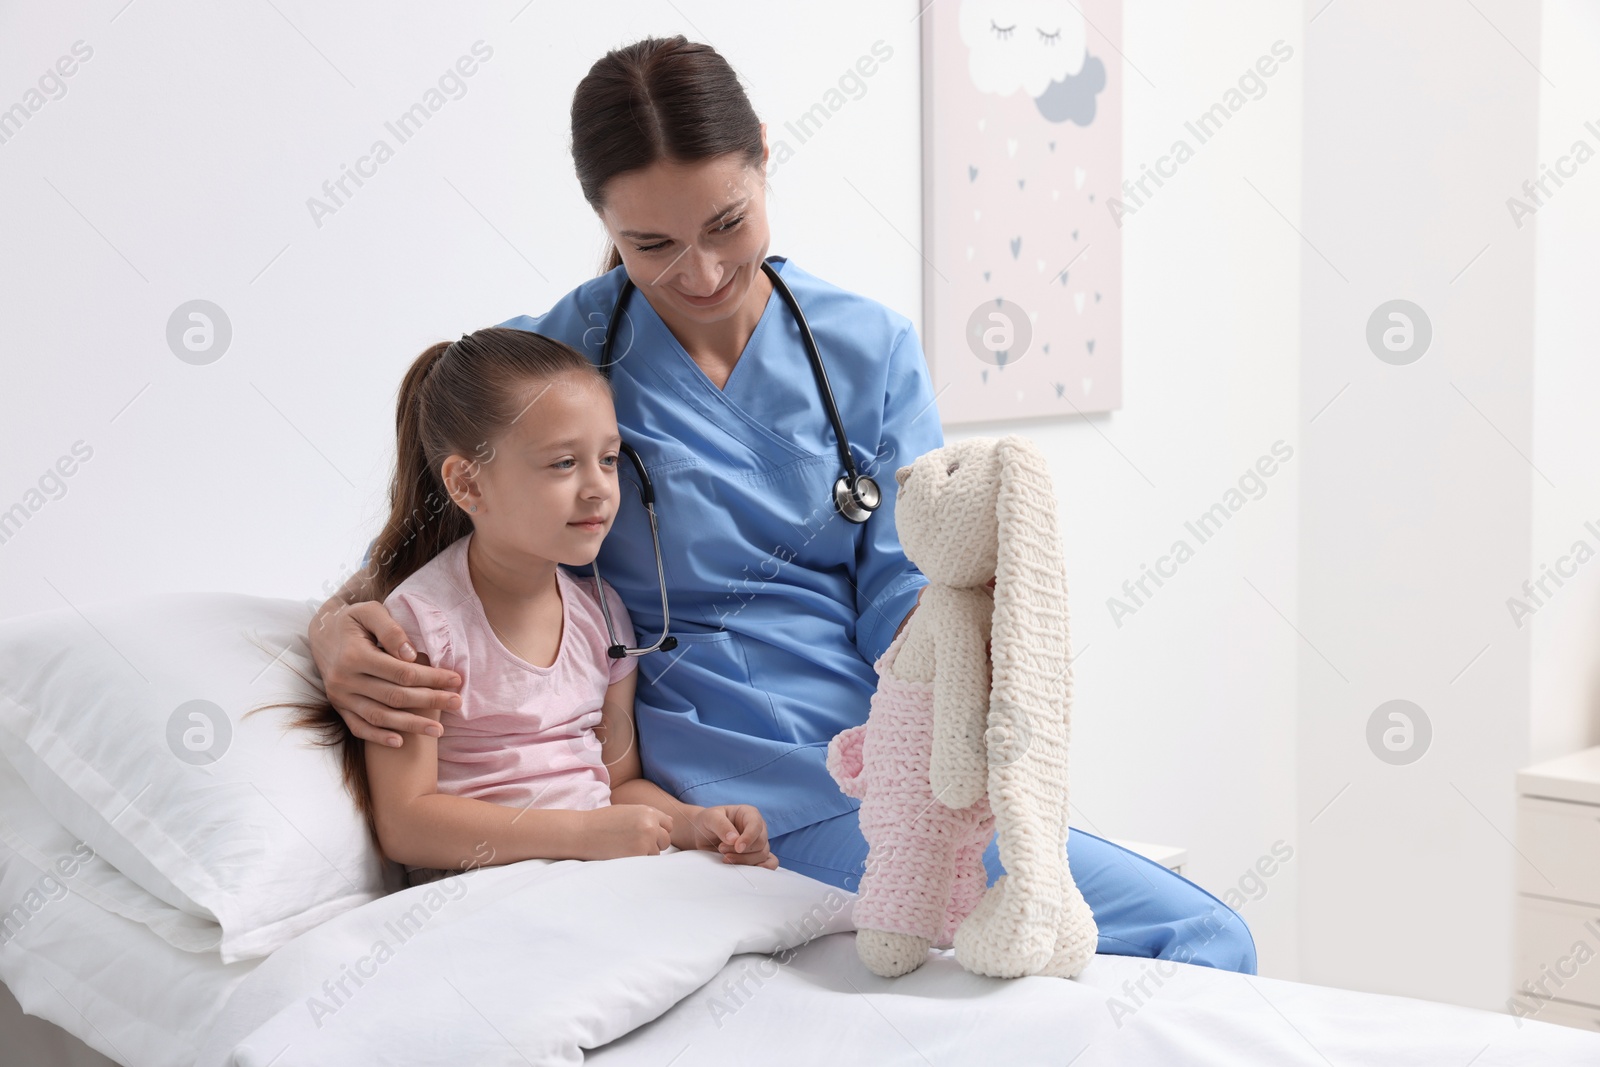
[{"x1": 283, "y1": 327, "x2": 778, "y2": 885}]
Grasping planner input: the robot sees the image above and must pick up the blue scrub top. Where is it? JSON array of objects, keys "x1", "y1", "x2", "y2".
[{"x1": 493, "y1": 257, "x2": 942, "y2": 837}]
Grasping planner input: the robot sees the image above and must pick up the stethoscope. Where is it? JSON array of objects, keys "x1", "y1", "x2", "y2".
[{"x1": 587, "y1": 256, "x2": 881, "y2": 659}]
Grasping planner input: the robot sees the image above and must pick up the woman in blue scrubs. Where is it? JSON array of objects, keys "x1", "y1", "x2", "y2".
[{"x1": 310, "y1": 34, "x2": 1255, "y2": 974}]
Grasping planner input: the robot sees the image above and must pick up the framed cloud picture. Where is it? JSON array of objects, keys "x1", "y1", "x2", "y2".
[{"x1": 922, "y1": 0, "x2": 1123, "y2": 424}]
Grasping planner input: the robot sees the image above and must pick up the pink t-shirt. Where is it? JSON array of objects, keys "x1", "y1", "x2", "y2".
[{"x1": 382, "y1": 532, "x2": 637, "y2": 815}]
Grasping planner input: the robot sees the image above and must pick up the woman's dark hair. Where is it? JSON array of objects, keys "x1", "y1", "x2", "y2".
[
  {"x1": 571, "y1": 35, "x2": 765, "y2": 275},
  {"x1": 251, "y1": 327, "x2": 608, "y2": 848}
]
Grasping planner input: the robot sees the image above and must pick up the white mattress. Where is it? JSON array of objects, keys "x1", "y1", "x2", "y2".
[
  {"x1": 0, "y1": 828, "x2": 258, "y2": 1067},
  {"x1": 4, "y1": 838, "x2": 1598, "y2": 1067}
]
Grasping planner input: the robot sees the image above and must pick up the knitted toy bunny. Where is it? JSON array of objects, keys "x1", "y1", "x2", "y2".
[{"x1": 826, "y1": 435, "x2": 1097, "y2": 980}]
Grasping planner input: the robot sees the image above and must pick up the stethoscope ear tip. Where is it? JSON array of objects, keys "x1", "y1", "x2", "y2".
[{"x1": 606, "y1": 637, "x2": 677, "y2": 659}]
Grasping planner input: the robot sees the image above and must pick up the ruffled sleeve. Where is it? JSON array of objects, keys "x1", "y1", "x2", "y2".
[{"x1": 382, "y1": 589, "x2": 454, "y2": 674}]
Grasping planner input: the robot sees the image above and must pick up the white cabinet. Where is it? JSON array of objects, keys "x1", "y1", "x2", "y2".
[
  {"x1": 1513, "y1": 746, "x2": 1600, "y2": 1031},
  {"x1": 1108, "y1": 838, "x2": 1188, "y2": 878}
]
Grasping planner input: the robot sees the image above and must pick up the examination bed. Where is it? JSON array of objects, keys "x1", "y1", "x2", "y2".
[{"x1": 0, "y1": 593, "x2": 1595, "y2": 1066}]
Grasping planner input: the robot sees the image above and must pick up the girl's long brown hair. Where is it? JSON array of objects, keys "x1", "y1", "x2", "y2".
[
  {"x1": 570, "y1": 35, "x2": 766, "y2": 275},
  {"x1": 252, "y1": 327, "x2": 607, "y2": 846}
]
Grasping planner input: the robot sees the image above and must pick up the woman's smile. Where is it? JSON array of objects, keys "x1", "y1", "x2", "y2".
[{"x1": 675, "y1": 268, "x2": 738, "y2": 308}]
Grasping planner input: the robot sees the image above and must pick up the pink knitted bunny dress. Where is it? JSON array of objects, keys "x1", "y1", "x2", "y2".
[{"x1": 828, "y1": 626, "x2": 996, "y2": 948}]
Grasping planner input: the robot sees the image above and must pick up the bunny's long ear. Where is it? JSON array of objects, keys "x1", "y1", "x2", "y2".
[{"x1": 990, "y1": 435, "x2": 1072, "y2": 760}]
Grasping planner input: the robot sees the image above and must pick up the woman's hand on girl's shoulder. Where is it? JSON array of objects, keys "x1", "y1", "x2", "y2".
[
  {"x1": 310, "y1": 599, "x2": 462, "y2": 748},
  {"x1": 693, "y1": 804, "x2": 779, "y2": 870}
]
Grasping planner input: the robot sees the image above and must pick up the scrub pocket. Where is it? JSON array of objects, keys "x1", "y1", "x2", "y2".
[{"x1": 633, "y1": 629, "x2": 780, "y2": 737}]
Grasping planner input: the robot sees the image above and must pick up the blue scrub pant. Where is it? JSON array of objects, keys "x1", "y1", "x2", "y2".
[{"x1": 768, "y1": 809, "x2": 1257, "y2": 974}]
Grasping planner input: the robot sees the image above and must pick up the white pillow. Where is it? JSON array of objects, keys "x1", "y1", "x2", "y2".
[
  {"x1": 0, "y1": 748, "x2": 222, "y2": 954},
  {"x1": 0, "y1": 592, "x2": 400, "y2": 963}
]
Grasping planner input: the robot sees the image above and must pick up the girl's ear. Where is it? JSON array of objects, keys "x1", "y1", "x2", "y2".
[{"x1": 439, "y1": 454, "x2": 484, "y2": 516}]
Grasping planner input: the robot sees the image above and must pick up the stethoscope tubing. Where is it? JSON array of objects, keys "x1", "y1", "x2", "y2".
[{"x1": 592, "y1": 255, "x2": 879, "y2": 657}]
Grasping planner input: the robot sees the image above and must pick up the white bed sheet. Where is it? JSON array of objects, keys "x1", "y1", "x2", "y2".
[
  {"x1": 593, "y1": 933, "x2": 1600, "y2": 1066},
  {"x1": 7, "y1": 840, "x2": 1599, "y2": 1067}
]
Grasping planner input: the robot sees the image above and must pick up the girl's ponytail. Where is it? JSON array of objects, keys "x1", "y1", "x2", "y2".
[{"x1": 365, "y1": 342, "x2": 473, "y2": 603}]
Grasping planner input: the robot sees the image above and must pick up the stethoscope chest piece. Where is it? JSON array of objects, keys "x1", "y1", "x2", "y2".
[{"x1": 834, "y1": 473, "x2": 881, "y2": 525}]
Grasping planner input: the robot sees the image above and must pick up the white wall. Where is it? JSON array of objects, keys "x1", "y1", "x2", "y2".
[
  {"x1": 1530, "y1": 1, "x2": 1600, "y2": 763},
  {"x1": 0, "y1": 3, "x2": 919, "y2": 610},
  {"x1": 1297, "y1": 0, "x2": 1542, "y2": 1011},
  {"x1": 3, "y1": 0, "x2": 1594, "y2": 1036}
]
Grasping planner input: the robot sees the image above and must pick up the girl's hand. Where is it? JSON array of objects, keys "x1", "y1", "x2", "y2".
[
  {"x1": 693, "y1": 805, "x2": 778, "y2": 870},
  {"x1": 578, "y1": 805, "x2": 674, "y2": 860}
]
